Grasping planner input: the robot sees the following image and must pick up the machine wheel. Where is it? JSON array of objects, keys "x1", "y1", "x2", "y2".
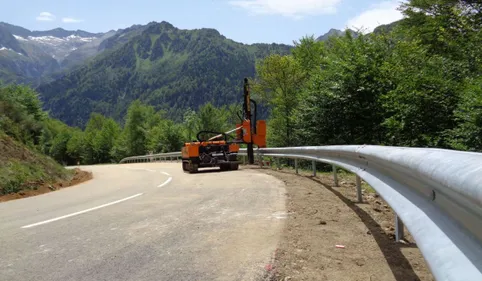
[
  {"x1": 189, "y1": 163, "x2": 199, "y2": 173},
  {"x1": 220, "y1": 164, "x2": 230, "y2": 171},
  {"x1": 230, "y1": 163, "x2": 239, "y2": 170},
  {"x1": 182, "y1": 161, "x2": 189, "y2": 172}
]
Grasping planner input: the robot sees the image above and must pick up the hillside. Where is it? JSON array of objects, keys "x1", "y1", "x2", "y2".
[
  {"x1": 0, "y1": 133, "x2": 69, "y2": 196},
  {"x1": 0, "y1": 133, "x2": 94, "y2": 201},
  {"x1": 0, "y1": 83, "x2": 93, "y2": 199},
  {"x1": 37, "y1": 21, "x2": 292, "y2": 127}
]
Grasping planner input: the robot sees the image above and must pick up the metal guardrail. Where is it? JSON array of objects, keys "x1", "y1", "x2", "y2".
[
  {"x1": 120, "y1": 145, "x2": 482, "y2": 280},
  {"x1": 119, "y1": 151, "x2": 181, "y2": 163}
]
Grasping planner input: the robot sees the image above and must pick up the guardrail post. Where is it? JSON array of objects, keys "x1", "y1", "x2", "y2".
[
  {"x1": 333, "y1": 165, "x2": 338, "y2": 187},
  {"x1": 295, "y1": 159, "x2": 298, "y2": 174},
  {"x1": 395, "y1": 215, "x2": 404, "y2": 242},
  {"x1": 312, "y1": 160, "x2": 316, "y2": 176},
  {"x1": 356, "y1": 175, "x2": 363, "y2": 203},
  {"x1": 243, "y1": 155, "x2": 246, "y2": 165}
]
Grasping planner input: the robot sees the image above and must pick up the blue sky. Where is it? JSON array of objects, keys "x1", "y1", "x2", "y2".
[{"x1": 1, "y1": 0, "x2": 405, "y2": 44}]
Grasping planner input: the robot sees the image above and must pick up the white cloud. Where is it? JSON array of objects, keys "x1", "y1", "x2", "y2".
[
  {"x1": 62, "y1": 17, "x2": 84, "y2": 23},
  {"x1": 345, "y1": 1, "x2": 405, "y2": 33},
  {"x1": 229, "y1": 0, "x2": 341, "y2": 19},
  {"x1": 36, "y1": 12, "x2": 56, "y2": 21}
]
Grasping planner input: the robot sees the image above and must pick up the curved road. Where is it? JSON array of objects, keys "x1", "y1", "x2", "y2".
[{"x1": 0, "y1": 163, "x2": 286, "y2": 281}]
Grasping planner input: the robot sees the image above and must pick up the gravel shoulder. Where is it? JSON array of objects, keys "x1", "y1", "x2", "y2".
[{"x1": 246, "y1": 166, "x2": 434, "y2": 281}]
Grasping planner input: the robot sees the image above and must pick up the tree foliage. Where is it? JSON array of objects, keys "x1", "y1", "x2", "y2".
[
  {"x1": 253, "y1": 54, "x2": 305, "y2": 147},
  {"x1": 253, "y1": 0, "x2": 481, "y2": 151},
  {"x1": 1, "y1": 84, "x2": 243, "y2": 166}
]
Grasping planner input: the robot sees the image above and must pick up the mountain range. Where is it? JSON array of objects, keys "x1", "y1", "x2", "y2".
[{"x1": 0, "y1": 21, "x2": 358, "y2": 127}]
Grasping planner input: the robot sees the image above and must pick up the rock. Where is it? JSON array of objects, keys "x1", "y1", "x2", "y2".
[
  {"x1": 398, "y1": 239, "x2": 408, "y2": 245},
  {"x1": 19, "y1": 192, "x2": 26, "y2": 196},
  {"x1": 389, "y1": 226, "x2": 395, "y2": 231},
  {"x1": 48, "y1": 185, "x2": 56, "y2": 191},
  {"x1": 375, "y1": 200, "x2": 381, "y2": 205},
  {"x1": 319, "y1": 220, "x2": 327, "y2": 225},
  {"x1": 284, "y1": 277, "x2": 292, "y2": 281},
  {"x1": 366, "y1": 231, "x2": 372, "y2": 235},
  {"x1": 373, "y1": 207, "x2": 382, "y2": 212},
  {"x1": 384, "y1": 204, "x2": 390, "y2": 209},
  {"x1": 381, "y1": 221, "x2": 390, "y2": 228},
  {"x1": 374, "y1": 193, "x2": 380, "y2": 198}
]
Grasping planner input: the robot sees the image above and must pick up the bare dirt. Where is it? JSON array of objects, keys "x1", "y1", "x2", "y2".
[
  {"x1": 245, "y1": 166, "x2": 434, "y2": 281},
  {"x1": 0, "y1": 168, "x2": 92, "y2": 202}
]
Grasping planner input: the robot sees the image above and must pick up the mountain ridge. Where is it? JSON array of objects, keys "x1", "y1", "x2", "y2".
[
  {"x1": 0, "y1": 22, "x2": 116, "y2": 85},
  {"x1": 0, "y1": 22, "x2": 102, "y2": 38},
  {"x1": 36, "y1": 21, "x2": 293, "y2": 127},
  {"x1": 2, "y1": 21, "x2": 378, "y2": 128},
  {"x1": 316, "y1": 28, "x2": 358, "y2": 41}
]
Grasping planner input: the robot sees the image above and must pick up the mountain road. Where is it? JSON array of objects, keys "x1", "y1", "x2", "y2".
[{"x1": 0, "y1": 163, "x2": 286, "y2": 281}]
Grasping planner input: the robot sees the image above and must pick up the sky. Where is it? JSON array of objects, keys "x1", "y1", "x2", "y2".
[{"x1": 1, "y1": 0, "x2": 406, "y2": 45}]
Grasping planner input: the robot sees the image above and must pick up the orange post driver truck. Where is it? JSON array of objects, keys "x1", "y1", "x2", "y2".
[{"x1": 181, "y1": 78, "x2": 266, "y2": 173}]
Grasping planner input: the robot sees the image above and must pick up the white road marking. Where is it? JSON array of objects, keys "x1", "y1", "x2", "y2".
[
  {"x1": 161, "y1": 171, "x2": 171, "y2": 176},
  {"x1": 125, "y1": 168, "x2": 156, "y2": 172},
  {"x1": 21, "y1": 193, "x2": 144, "y2": 229},
  {"x1": 158, "y1": 177, "x2": 172, "y2": 188}
]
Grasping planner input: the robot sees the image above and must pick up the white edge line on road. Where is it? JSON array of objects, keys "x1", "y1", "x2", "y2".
[
  {"x1": 158, "y1": 177, "x2": 172, "y2": 188},
  {"x1": 125, "y1": 168, "x2": 156, "y2": 172},
  {"x1": 161, "y1": 171, "x2": 171, "y2": 176},
  {"x1": 21, "y1": 193, "x2": 144, "y2": 229}
]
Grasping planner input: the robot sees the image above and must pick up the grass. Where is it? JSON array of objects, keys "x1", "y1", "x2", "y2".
[{"x1": 0, "y1": 134, "x2": 74, "y2": 195}]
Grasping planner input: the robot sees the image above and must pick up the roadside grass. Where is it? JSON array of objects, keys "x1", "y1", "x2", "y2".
[{"x1": 0, "y1": 134, "x2": 74, "y2": 195}]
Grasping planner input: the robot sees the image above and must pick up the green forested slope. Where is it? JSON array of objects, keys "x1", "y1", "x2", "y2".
[
  {"x1": 37, "y1": 21, "x2": 292, "y2": 127},
  {"x1": 0, "y1": 84, "x2": 74, "y2": 195}
]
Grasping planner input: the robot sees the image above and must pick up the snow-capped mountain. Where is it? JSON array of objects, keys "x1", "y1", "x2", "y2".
[
  {"x1": 13, "y1": 34, "x2": 97, "y2": 61},
  {"x1": 0, "y1": 22, "x2": 115, "y2": 85}
]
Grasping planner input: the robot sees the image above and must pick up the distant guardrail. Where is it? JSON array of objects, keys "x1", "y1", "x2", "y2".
[
  {"x1": 119, "y1": 152, "x2": 181, "y2": 163},
  {"x1": 120, "y1": 145, "x2": 482, "y2": 281}
]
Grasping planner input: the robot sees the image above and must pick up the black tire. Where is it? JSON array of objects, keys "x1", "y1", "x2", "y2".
[
  {"x1": 189, "y1": 163, "x2": 198, "y2": 173},
  {"x1": 220, "y1": 164, "x2": 229, "y2": 171},
  {"x1": 230, "y1": 163, "x2": 239, "y2": 170}
]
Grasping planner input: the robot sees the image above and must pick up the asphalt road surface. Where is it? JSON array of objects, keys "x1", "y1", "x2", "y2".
[{"x1": 0, "y1": 163, "x2": 286, "y2": 281}]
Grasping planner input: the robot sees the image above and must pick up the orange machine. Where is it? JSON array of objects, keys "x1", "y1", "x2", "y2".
[{"x1": 181, "y1": 78, "x2": 266, "y2": 173}]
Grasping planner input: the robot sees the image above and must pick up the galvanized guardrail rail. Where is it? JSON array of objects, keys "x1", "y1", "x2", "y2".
[{"x1": 120, "y1": 145, "x2": 482, "y2": 281}]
